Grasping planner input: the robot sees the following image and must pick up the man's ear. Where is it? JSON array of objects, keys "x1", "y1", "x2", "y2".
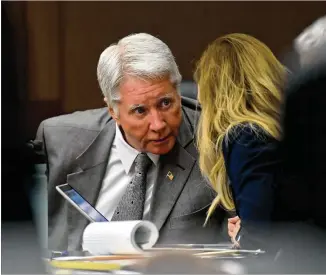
[
  {"x1": 109, "y1": 108, "x2": 120, "y2": 123},
  {"x1": 104, "y1": 97, "x2": 120, "y2": 124}
]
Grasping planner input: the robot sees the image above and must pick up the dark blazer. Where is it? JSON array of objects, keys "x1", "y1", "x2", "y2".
[
  {"x1": 238, "y1": 62, "x2": 326, "y2": 273},
  {"x1": 281, "y1": 60, "x2": 326, "y2": 228},
  {"x1": 222, "y1": 125, "x2": 281, "y2": 222},
  {"x1": 36, "y1": 97, "x2": 226, "y2": 251}
]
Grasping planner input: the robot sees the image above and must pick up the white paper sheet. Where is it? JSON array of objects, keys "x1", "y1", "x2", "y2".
[{"x1": 82, "y1": 220, "x2": 159, "y2": 255}]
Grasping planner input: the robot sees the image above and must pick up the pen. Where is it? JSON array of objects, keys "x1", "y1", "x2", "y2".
[
  {"x1": 170, "y1": 243, "x2": 233, "y2": 249},
  {"x1": 194, "y1": 249, "x2": 265, "y2": 257}
]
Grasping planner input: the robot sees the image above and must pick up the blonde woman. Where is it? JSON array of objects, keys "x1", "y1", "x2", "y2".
[{"x1": 194, "y1": 33, "x2": 286, "y2": 240}]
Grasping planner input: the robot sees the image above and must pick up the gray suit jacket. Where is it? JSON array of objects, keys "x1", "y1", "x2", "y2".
[{"x1": 36, "y1": 98, "x2": 227, "y2": 250}]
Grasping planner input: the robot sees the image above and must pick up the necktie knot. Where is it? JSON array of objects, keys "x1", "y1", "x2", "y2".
[{"x1": 134, "y1": 153, "x2": 152, "y2": 174}]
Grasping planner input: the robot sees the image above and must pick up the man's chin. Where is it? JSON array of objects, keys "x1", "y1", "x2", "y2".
[{"x1": 147, "y1": 139, "x2": 176, "y2": 155}]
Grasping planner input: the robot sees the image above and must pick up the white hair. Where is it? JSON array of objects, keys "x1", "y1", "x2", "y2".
[
  {"x1": 97, "y1": 33, "x2": 182, "y2": 112},
  {"x1": 294, "y1": 15, "x2": 326, "y2": 67}
]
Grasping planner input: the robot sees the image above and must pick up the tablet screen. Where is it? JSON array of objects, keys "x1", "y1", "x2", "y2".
[{"x1": 64, "y1": 188, "x2": 108, "y2": 222}]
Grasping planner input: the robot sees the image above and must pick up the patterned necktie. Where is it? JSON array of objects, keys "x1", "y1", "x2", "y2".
[{"x1": 111, "y1": 153, "x2": 152, "y2": 221}]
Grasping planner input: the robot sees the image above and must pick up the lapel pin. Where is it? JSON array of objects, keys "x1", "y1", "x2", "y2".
[{"x1": 167, "y1": 171, "x2": 174, "y2": 181}]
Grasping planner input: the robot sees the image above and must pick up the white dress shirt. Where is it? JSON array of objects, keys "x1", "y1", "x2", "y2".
[{"x1": 95, "y1": 124, "x2": 160, "y2": 221}]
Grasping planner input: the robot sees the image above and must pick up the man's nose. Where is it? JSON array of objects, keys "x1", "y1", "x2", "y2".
[{"x1": 149, "y1": 111, "x2": 166, "y2": 132}]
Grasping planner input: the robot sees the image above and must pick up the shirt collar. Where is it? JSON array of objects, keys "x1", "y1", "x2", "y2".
[{"x1": 114, "y1": 124, "x2": 159, "y2": 174}]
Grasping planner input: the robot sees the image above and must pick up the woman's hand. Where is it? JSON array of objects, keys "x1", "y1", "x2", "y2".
[
  {"x1": 228, "y1": 216, "x2": 241, "y2": 238},
  {"x1": 228, "y1": 215, "x2": 241, "y2": 238},
  {"x1": 228, "y1": 216, "x2": 241, "y2": 248}
]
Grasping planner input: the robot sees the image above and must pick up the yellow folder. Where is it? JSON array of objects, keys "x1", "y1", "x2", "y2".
[{"x1": 49, "y1": 260, "x2": 121, "y2": 271}]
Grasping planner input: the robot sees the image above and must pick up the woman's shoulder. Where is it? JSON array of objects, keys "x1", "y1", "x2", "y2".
[
  {"x1": 222, "y1": 123, "x2": 282, "y2": 185},
  {"x1": 227, "y1": 123, "x2": 275, "y2": 144},
  {"x1": 223, "y1": 123, "x2": 279, "y2": 156}
]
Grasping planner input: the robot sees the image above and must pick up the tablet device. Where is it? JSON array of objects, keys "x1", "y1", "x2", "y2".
[{"x1": 56, "y1": 183, "x2": 108, "y2": 222}]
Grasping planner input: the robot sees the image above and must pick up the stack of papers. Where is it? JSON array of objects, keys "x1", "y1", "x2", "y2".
[{"x1": 48, "y1": 255, "x2": 144, "y2": 272}]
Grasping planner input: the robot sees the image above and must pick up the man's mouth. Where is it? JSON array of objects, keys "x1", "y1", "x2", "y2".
[{"x1": 153, "y1": 135, "x2": 170, "y2": 143}]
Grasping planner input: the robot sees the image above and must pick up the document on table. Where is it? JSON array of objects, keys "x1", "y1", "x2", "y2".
[{"x1": 82, "y1": 220, "x2": 159, "y2": 255}]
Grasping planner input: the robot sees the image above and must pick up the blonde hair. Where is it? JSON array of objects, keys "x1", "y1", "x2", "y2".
[{"x1": 194, "y1": 33, "x2": 286, "y2": 222}]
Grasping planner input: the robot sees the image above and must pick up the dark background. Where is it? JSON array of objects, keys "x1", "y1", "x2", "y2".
[{"x1": 4, "y1": 1, "x2": 326, "y2": 139}]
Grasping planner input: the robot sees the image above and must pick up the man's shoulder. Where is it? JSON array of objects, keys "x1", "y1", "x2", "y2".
[
  {"x1": 181, "y1": 97, "x2": 200, "y2": 113},
  {"x1": 41, "y1": 108, "x2": 111, "y2": 132},
  {"x1": 181, "y1": 97, "x2": 200, "y2": 133}
]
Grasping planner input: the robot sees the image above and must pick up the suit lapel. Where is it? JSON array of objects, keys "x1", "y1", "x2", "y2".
[
  {"x1": 151, "y1": 109, "x2": 196, "y2": 231},
  {"x1": 67, "y1": 118, "x2": 116, "y2": 205},
  {"x1": 151, "y1": 144, "x2": 196, "y2": 231},
  {"x1": 66, "y1": 118, "x2": 116, "y2": 249}
]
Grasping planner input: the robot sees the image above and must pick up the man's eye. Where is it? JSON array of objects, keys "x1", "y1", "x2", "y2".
[
  {"x1": 134, "y1": 107, "x2": 146, "y2": 114},
  {"x1": 161, "y1": 98, "x2": 172, "y2": 107}
]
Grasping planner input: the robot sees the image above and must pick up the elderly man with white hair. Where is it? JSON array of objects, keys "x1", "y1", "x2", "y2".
[{"x1": 35, "y1": 33, "x2": 226, "y2": 251}]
